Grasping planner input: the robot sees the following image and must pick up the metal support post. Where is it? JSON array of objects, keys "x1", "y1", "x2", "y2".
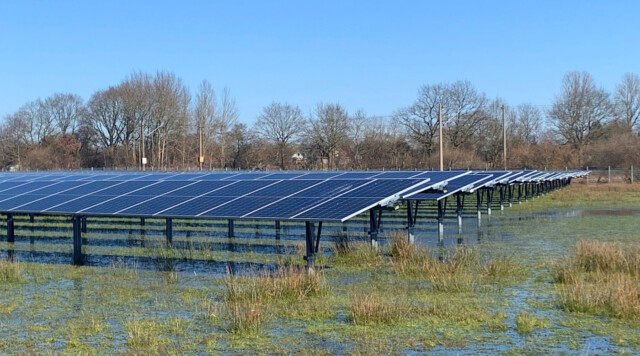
[
  {"x1": 369, "y1": 209, "x2": 382, "y2": 249},
  {"x1": 632, "y1": 166, "x2": 634, "y2": 184},
  {"x1": 81, "y1": 216, "x2": 87, "y2": 233},
  {"x1": 486, "y1": 188, "x2": 493, "y2": 215},
  {"x1": 508, "y1": 185, "x2": 513, "y2": 207},
  {"x1": 476, "y1": 189, "x2": 482, "y2": 222},
  {"x1": 608, "y1": 166, "x2": 611, "y2": 183},
  {"x1": 499, "y1": 186, "x2": 505, "y2": 211},
  {"x1": 456, "y1": 193, "x2": 464, "y2": 228},
  {"x1": 140, "y1": 217, "x2": 146, "y2": 236},
  {"x1": 304, "y1": 221, "x2": 316, "y2": 271},
  {"x1": 29, "y1": 213, "x2": 35, "y2": 244},
  {"x1": 275, "y1": 220, "x2": 281, "y2": 240},
  {"x1": 7, "y1": 213, "x2": 14, "y2": 243},
  {"x1": 166, "y1": 218, "x2": 173, "y2": 246},
  {"x1": 406, "y1": 201, "x2": 418, "y2": 244},
  {"x1": 314, "y1": 221, "x2": 323, "y2": 253},
  {"x1": 72, "y1": 215, "x2": 83, "y2": 265},
  {"x1": 228, "y1": 219, "x2": 234, "y2": 238},
  {"x1": 437, "y1": 199, "x2": 446, "y2": 244},
  {"x1": 518, "y1": 184, "x2": 522, "y2": 204}
]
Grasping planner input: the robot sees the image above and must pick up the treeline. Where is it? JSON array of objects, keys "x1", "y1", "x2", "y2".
[{"x1": 1, "y1": 70, "x2": 639, "y2": 171}]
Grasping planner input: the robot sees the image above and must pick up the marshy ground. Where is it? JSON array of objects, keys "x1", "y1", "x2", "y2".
[{"x1": 0, "y1": 183, "x2": 639, "y2": 355}]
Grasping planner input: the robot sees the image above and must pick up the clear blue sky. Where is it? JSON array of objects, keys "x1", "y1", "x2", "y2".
[{"x1": 1, "y1": 0, "x2": 639, "y2": 123}]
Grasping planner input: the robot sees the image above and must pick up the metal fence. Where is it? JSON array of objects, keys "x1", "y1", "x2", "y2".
[{"x1": 584, "y1": 166, "x2": 639, "y2": 184}]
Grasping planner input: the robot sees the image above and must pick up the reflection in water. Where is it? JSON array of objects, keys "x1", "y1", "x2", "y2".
[
  {"x1": 5, "y1": 207, "x2": 636, "y2": 276},
  {"x1": 72, "y1": 277, "x2": 83, "y2": 312}
]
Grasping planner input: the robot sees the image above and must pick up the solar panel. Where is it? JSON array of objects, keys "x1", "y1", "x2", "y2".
[
  {"x1": 406, "y1": 174, "x2": 494, "y2": 200},
  {"x1": 0, "y1": 170, "x2": 578, "y2": 222}
]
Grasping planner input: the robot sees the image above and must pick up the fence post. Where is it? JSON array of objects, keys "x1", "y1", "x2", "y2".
[
  {"x1": 608, "y1": 166, "x2": 611, "y2": 184},
  {"x1": 586, "y1": 166, "x2": 589, "y2": 184}
]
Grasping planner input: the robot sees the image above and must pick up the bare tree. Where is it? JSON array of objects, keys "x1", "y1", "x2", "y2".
[
  {"x1": 151, "y1": 71, "x2": 190, "y2": 169},
  {"x1": 228, "y1": 123, "x2": 254, "y2": 169},
  {"x1": 86, "y1": 87, "x2": 125, "y2": 150},
  {"x1": 396, "y1": 83, "x2": 449, "y2": 156},
  {"x1": 121, "y1": 72, "x2": 154, "y2": 168},
  {"x1": 0, "y1": 114, "x2": 30, "y2": 168},
  {"x1": 446, "y1": 80, "x2": 488, "y2": 149},
  {"x1": 475, "y1": 98, "x2": 509, "y2": 166},
  {"x1": 194, "y1": 80, "x2": 216, "y2": 169},
  {"x1": 254, "y1": 102, "x2": 306, "y2": 169},
  {"x1": 212, "y1": 88, "x2": 238, "y2": 168},
  {"x1": 309, "y1": 103, "x2": 349, "y2": 169},
  {"x1": 514, "y1": 103, "x2": 542, "y2": 145},
  {"x1": 614, "y1": 72, "x2": 640, "y2": 133},
  {"x1": 13, "y1": 100, "x2": 53, "y2": 144},
  {"x1": 346, "y1": 109, "x2": 368, "y2": 169},
  {"x1": 548, "y1": 71, "x2": 613, "y2": 149},
  {"x1": 41, "y1": 93, "x2": 85, "y2": 135}
]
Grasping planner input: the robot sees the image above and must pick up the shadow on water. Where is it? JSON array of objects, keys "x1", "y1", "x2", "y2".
[
  {"x1": 0, "y1": 249, "x2": 286, "y2": 276},
  {"x1": 6, "y1": 234, "x2": 331, "y2": 255},
  {"x1": 5, "y1": 207, "x2": 637, "y2": 276}
]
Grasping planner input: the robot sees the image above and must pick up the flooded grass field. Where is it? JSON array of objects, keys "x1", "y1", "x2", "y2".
[{"x1": 0, "y1": 183, "x2": 639, "y2": 355}]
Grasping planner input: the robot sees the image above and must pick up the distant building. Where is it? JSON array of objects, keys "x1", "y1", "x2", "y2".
[{"x1": 291, "y1": 153, "x2": 305, "y2": 165}]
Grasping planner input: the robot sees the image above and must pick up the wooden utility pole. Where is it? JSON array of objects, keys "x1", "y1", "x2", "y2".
[
  {"x1": 439, "y1": 103, "x2": 443, "y2": 171},
  {"x1": 502, "y1": 105, "x2": 507, "y2": 170},
  {"x1": 198, "y1": 123, "x2": 203, "y2": 171},
  {"x1": 141, "y1": 121, "x2": 146, "y2": 171}
]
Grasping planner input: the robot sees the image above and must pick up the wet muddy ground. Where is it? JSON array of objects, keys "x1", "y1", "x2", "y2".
[{"x1": 0, "y1": 190, "x2": 639, "y2": 354}]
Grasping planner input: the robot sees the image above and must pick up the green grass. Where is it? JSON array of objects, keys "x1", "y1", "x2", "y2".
[
  {"x1": 515, "y1": 311, "x2": 549, "y2": 334},
  {"x1": 0, "y1": 183, "x2": 638, "y2": 353}
]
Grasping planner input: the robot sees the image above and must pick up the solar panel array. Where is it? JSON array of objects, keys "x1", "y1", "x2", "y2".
[
  {"x1": 0, "y1": 170, "x2": 587, "y2": 222},
  {"x1": 405, "y1": 173, "x2": 495, "y2": 201}
]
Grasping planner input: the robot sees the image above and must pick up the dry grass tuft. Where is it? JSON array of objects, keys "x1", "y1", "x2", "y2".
[
  {"x1": 0, "y1": 260, "x2": 24, "y2": 282},
  {"x1": 224, "y1": 265, "x2": 327, "y2": 303},
  {"x1": 222, "y1": 264, "x2": 327, "y2": 334},
  {"x1": 330, "y1": 240, "x2": 384, "y2": 267},
  {"x1": 389, "y1": 230, "x2": 412, "y2": 261},
  {"x1": 224, "y1": 300, "x2": 266, "y2": 335},
  {"x1": 482, "y1": 256, "x2": 529, "y2": 283},
  {"x1": 553, "y1": 240, "x2": 640, "y2": 319},
  {"x1": 348, "y1": 294, "x2": 415, "y2": 326},
  {"x1": 391, "y1": 240, "x2": 480, "y2": 293}
]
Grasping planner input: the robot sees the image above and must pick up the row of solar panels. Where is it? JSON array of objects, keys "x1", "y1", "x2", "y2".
[
  {"x1": 0, "y1": 169, "x2": 585, "y2": 184},
  {"x1": 0, "y1": 170, "x2": 587, "y2": 222}
]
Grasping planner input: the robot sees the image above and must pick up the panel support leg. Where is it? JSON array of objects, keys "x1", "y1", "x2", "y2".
[
  {"x1": 508, "y1": 185, "x2": 513, "y2": 207},
  {"x1": 72, "y1": 215, "x2": 83, "y2": 265},
  {"x1": 406, "y1": 201, "x2": 418, "y2": 244},
  {"x1": 140, "y1": 217, "x2": 146, "y2": 236},
  {"x1": 29, "y1": 213, "x2": 35, "y2": 244},
  {"x1": 518, "y1": 184, "x2": 522, "y2": 204},
  {"x1": 476, "y1": 189, "x2": 482, "y2": 223},
  {"x1": 437, "y1": 199, "x2": 445, "y2": 244},
  {"x1": 314, "y1": 221, "x2": 323, "y2": 253},
  {"x1": 304, "y1": 221, "x2": 316, "y2": 272},
  {"x1": 486, "y1": 188, "x2": 493, "y2": 215},
  {"x1": 228, "y1": 219, "x2": 234, "y2": 238},
  {"x1": 499, "y1": 186, "x2": 505, "y2": 211},
  {"x1": 275, "y1": 220, "x2": 281, "y2": 240},
  {"x1": 166, "y1": 218, "x2": 173, "y2": 246},
  {"x1": 6, "y1": 213, "x2": 14, "y2": 243},
  {"x1": 81, "y1": 216, "x2": 87, "y2": 233},
  {"x1": 456, "y1": 193, "x2": 464, "y2": 232},
  {"x1": 369, "y1": 209, "x2": 382, "y2": 250}
]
